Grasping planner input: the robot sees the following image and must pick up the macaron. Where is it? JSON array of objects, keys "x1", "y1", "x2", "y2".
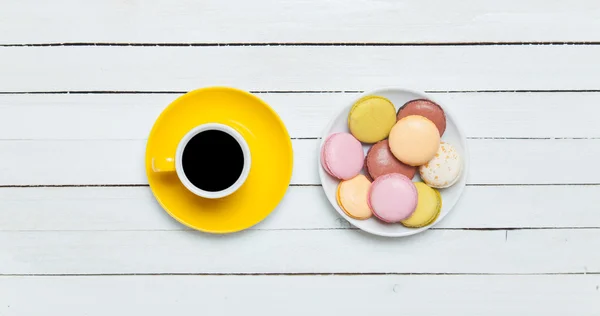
[
  {"x1": 367, "y1": 173, "x2": 417, "y2": 223},
  {"x1": 388, "y1": 115, "x2": 440, "y2": 166},
  {"x1": 320, "y1": 132, "x2": 364, "y2": 180},
  {"x1": 347, "y1": 96, "x2": 397, "y2": 143},
  {"x1": 400, "y1": 182, "x2": 442, "y2": 228},
  {"x1": 419, "y1": 142, "x2": 462, "y2": 188},
  {"x1": 363, "y1": 155, "x2": 373, "y2": 181},
  {"x1": 365, "y1": 140, "x2": 417, "y2": 180},
  {"x1": 397, "y1": 99, "x2": 447, "y2": 136},
  {"x1": 336, "y1": 174, "x2": 372, "y2": 220}
]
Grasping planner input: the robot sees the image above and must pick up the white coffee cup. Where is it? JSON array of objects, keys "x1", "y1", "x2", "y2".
[{"x1": 151, "y1": 123, "x2": 251, "y2": 199}]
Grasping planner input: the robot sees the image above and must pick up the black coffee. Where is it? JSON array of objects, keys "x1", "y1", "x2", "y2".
[{"x1": 182, "y1": 130, "x2": 244, "y2": 192}]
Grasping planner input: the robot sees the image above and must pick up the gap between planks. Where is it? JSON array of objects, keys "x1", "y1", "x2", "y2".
[
  {"x1": 2, "y1": 183, "x2": 600, "y2": 188},
  {"x1": 1, "y1": 272, "x2": 599, "y2": 277},
  {"x1": 3, "y1": 42, "x2": 600, "y2": 47},
  {"x1": 2, "y1": 89, "x2": 600, "y2": 94},
  {"x1": 1, "y1": 137, "x2": 599, "y2": 141},
  {"x1": 1, "y1": 227, "x2": 598, "y2": 233}
]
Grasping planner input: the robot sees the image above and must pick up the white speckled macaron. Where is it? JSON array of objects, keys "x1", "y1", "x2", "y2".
[{"x1": 419, "y1": 142, "x2": 462, "y2": 188}]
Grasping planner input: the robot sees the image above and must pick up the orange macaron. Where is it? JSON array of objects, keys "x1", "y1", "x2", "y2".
[
  {"x1": 336, "y1": 174, "x2": 372, "y2": 220},
  {"x1": 388, "y1": 115, "x2": 440, "y2": 166}
]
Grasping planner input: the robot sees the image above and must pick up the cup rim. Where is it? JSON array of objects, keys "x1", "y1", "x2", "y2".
[{"x1": 175, "y1": 123, "x2": 251, "y2": 199}]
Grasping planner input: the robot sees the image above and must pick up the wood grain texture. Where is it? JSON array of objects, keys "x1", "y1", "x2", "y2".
[
  {"x1": 3, "y1": 0, "x2": 600, "y2": 312},
  {"x1": 1, "y1": 92, "x2": 600, "y2": 139},
  {"x1": 0, "y1": 186, "x2": 599, "y2": 231},
  {"x1": 1, "y1": 46, "x2": 600, "y2": 91},
  {"x1": 0, "y1": 139, "x2": 597, "y2": 185},
  {"x1": 2, "y1": 0, "x2": 600, "y2": 43},
  {"x1": 2, "y1": 229, "x2": 599, "y2": 274},
  {"x1": 1, "y1": 275, "x2": 599, "y2": 315}
]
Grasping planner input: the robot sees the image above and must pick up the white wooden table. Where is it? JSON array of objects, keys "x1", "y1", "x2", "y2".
[{"x1": 1, "y1": 1, "x2": 600, "y2": 314}]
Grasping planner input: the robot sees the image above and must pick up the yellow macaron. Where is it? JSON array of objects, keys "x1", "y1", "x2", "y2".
[
  {"x1": 400, "y1": 182, "x2": 442, "y2": 228},
  {"x1": 348, "y1": 96, "x2": 397, "y2": 143},
  {"x1": 336, "y1": 174, "x2": 372, "y2": 220}
]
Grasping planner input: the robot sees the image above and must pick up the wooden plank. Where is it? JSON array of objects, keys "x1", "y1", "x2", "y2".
[
  {"x1": 0, "y1": 185, "x2": 598, "y2": 231},
  {"x1": 1, "y1": 46, "x2": 599, "y2": 91},
  {"x1": 2, "y1": 0, "x2": 600, "y2": 43},
  {"x1": 0, "y1": 139, "x2": 597, "y2": 185},
  {"x1": 1, "y1": 229, "x2": 599, "y2": 274},
  {"x1": 1, "y1": 92, "x2": 600, "y2": 139},
  {"x1": 1, "y1": 275, "x2": 599, "y2": 315}
]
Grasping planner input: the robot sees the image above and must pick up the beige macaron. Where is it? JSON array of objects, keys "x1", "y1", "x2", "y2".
[
  {"x1": 419, "y1": 142, "x2": 462, "y2": 188},
  {"x1": 388, "y1": 115, "x2": 440, "y2": 166}
]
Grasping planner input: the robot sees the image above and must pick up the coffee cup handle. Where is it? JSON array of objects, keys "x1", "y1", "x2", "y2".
[{"x1": 151, "y1": 157, "x2": 175, "y2": 173}]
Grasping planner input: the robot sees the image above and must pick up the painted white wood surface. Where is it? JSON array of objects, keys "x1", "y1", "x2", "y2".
[
  {"x1": 1, "y1": 186, "x2": 598, "y2": 231},
  {"x1": 1, "y1": 92, "x2": 600, "y2": 139},
  {"x1": 2, "y1": 0, "x2": 600, "y2": 43},
  {"x1": 0, "y1": 138, "x2": 597, "y2": 185},
  {"x1": 1, "y1": 46, "x2": 600, "y2": 91},
  {"x1": 2, "y1": 0, "x2": 600, "y2": 313},
  {"x1": 2, "y1": 229, "x2": 600, "y2": 274},
  {"x1": 1, "y1": 275, "x2": 599, "y2": 315}
]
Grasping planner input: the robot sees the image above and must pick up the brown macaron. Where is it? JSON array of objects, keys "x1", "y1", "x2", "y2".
[
  {"x1": 365, "y1": 140, "x2": 417, "y2": 180},
  {"x1": 397, "y1": 99, "x2": 446, "y2": 136},
  {"x1": 363, "y1": 155, "x2": 373, "y2": 181}
]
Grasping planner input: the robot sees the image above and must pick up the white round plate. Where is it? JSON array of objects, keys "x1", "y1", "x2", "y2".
[{"x1": 318, "y1": 87, "x2": 469, "y2": 237}]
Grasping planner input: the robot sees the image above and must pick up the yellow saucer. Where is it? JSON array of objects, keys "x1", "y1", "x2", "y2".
[{"x1": 145, "y1": 87, "x2": 293, "y2": 234}]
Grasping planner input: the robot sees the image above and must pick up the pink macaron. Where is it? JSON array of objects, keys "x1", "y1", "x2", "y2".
[
  {"x1": 368, "y1": 173, "x2": 418, "y2": 223},
  {"x1": 321, "y1": 132, "x2": 364, "y2": 180}
]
